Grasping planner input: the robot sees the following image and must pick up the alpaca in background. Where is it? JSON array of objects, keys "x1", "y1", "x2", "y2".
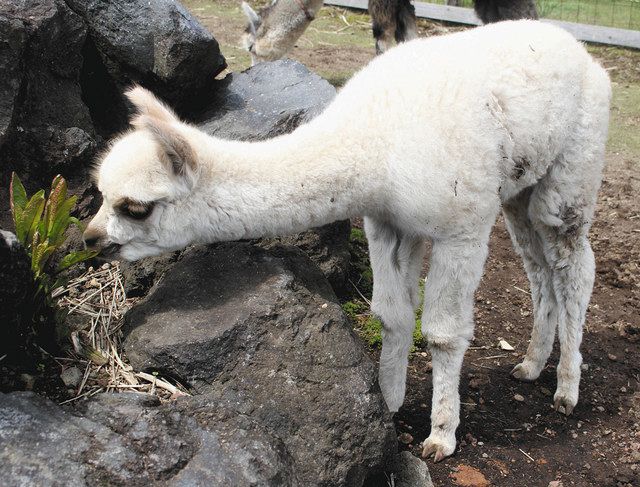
[
  {"x1": 242, "y1": 0, "x2": 539, "y2": 59},
  {"x1": 474, "y1": 0, "x2": 538, "y2": 24},
  {"x1": 372, "y1": 0, "x2": 538, "y2": 53},
  {"x1": 84, "y1": 21, "x2": 610, "y2": 462},
  {"x1": 369, "y1": 0, "x2": 417, "y2": 54},
  {"x1": 242, "y1": 0, "x2": 324, "y2": 65}
]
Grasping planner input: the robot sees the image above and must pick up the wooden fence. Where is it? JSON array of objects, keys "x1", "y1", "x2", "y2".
[{"x1": 324, "y1": 0, "x2": 640, "y2": 49}]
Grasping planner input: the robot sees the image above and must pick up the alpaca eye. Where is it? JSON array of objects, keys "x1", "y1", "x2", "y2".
[{"x1": 117, "y1": 199, "x2": 155, "y2": 220}]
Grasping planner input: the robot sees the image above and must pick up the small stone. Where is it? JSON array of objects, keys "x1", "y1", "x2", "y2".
[
  {"x1": 540, "y1": 387, "x2": 552, "y2": 396},
  {"x1": 514, "y1": 393, "x2": 525, "y2": 402},
  {"x1": 597, "y1": 406, "x2": 605, "y2": 413},
  {"x1": 398, "y1": 432, "x2": 414, "y2": 444},
  {"x1": 88, "y1": 278, "x2": 101, "y2": 288},
  {"x1": 608, "y1": 353, "x2": 617, "y2": 361},
  {"x1": 498, "y1": 339, "x2": 514, "y2": 351},
  {"x1": 621, "y1": 386, "x2": 627, "y2": 393},
  {"x1": 60, "y1": 367, "x2": 83, "y2": 388},
  {"x1": 19, "y1": 374, "x2": 35, "y2": 391},
  {"x1": 581, "y1": 363, "x2": 589, "y2": 371},
  {"x1": 548, "y1": 481, "x2": 564, "y2": 487}
]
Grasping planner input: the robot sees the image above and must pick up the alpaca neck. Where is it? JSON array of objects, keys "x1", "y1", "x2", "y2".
[{"x1": 189, "y1": 125, "x2": 383, "y2": 242}]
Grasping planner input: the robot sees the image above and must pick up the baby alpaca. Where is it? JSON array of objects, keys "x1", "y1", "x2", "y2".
[
  {"x1": 242, "y1": 0, "x2": 324, "y2": 65},
  {"x1": 85, "y1": 21, "x2": 611, "y2": 461}
]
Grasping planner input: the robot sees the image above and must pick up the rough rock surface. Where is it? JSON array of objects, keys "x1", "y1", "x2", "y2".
[
  {"x1": 392, "y1": 452, "x2": 434, "y2": 487},
  {"x1": 0, "y1": 391, "x2": 297, "y2": 486},
  {"x1": 0, "y1": 0, "x2": 96, "y2": 184},
  {"x1": 66, "y1": 0, "x2": 226, "y2": 119},
  {"x1": 261, "y1": 220, "x2": 352, "y2": 297},
  {"x1": 197, "y1": 59, "x2": 335, "y2": 140},
  {"x1": 124, "y1": 243, "x2": 395, "y2": 486},
  {"x1": 0, "y1": 230, "x2": 32, "y2": 355},
  {"x1": 120, "y1": 251, "x2": 181, "y2": 298}
]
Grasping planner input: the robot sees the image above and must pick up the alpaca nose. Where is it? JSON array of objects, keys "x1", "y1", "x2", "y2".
[
  {"x1": 83, "y1": 227, "x2": 104, "y2": 251},
  {"x1": 83, "y1": 235, "x2": 99, "y2": 249}
]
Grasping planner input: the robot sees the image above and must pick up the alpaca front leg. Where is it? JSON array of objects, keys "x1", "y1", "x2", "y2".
[
  {"x1": 420, "y1": 237, "x2": 490, "y2": 461},
  {"x1": 365, "y1": 218, "x2": 423, "y2": 412}
]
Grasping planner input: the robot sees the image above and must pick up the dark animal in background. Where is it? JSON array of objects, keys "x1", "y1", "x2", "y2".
[
  {"x1": 369, "y1": 0, "x2": 418, "y2": 54},
  {"x1": 474, "y1": 0, "x2": 538, "y2": 24},
  {"x1": 370, "y1": 0, "x2": 539, "y2": 54}
]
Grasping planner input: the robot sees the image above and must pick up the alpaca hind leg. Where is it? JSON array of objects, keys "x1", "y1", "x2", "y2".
[
  {"x1": 530, "y1": 148, "x2": 604, "y2": 414},
  {"x1": 503, "y1": 188, "x2": 558, "y2": 382},
  {"x1": 421, "y1": 234, "x2": 491, "y2": 461},
  {"x1": 534, "y1": 209, "x2": 596, "y2": 416},
  {"x1": 364, "y1": 217, "x2": 423, "y2": 412}
]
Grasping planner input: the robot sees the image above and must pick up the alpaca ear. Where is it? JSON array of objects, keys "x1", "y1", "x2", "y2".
[
  {"x1": 242, "y1": 2, "x2": 261, "y2": 36},
  {"x1": 125, "y1": 85, "x2": 178, "y2": 123},
  {"x1": 138, "y1": 116, "x2": 198, "y2": 180}
]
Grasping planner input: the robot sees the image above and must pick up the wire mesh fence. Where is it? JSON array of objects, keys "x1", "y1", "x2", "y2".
[{"x1": 440, "y1": 0, "x2": 640, "y2": 30}]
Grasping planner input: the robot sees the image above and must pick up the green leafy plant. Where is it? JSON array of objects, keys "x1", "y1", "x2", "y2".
[{"x1": 10, "y1": 172, "x2": 97, "y2": 308}]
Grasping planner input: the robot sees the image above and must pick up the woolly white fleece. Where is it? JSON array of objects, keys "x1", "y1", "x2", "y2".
[{"x1": 87, "y1": 20, "x2": 611, "y2": 461}]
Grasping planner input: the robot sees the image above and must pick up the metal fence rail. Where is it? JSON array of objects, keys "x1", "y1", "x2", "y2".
[
  {"x1": 441, "y1": 0, "x2": 640, "y2": 31},
  {"x1": 324, "y1": 0, "x2": 640, "y2": 49}
]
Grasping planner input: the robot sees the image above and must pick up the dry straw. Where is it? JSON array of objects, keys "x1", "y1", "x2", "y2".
[{"x1": 53, "y1": 262, "x2": 189, "y2": 405}]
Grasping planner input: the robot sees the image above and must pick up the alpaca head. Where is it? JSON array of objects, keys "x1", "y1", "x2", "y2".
[
  {"x1": 241, "y1": 1, "x2": 298, "y2": 66},
  {"x1": 84, "y1": 87, "x2": 201, "y2": 261}
]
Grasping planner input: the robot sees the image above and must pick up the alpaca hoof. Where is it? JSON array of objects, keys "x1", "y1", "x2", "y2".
[
  {"x1": 553, "y1": 393, "x2": 577, "y2": 416},
  {"x1": 421, "y1": 433, "x2": 456, "y2": 462},
  {"x1": 510, "y1": 361, "x2": 541, "y2": 382}
]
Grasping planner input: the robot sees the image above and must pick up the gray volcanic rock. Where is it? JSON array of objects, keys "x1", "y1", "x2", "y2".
[
  {"x1": 392, "y1": 452, "x2": 434, "y2": 487},
  {"x1": 66, "y1": 0, "x2": 226, "y2": 112},
  {"x1": 123, "y1": 243, "x2": 395, "y2": 486},
  {"x1": 261, "y1": 219, "x2": 352, "y2": 297},
  {"x1": 0, "y1": 391, "x2": 297, "y2": 486},
  {"x1": 0, "y1": 0, "x2": 96, "y2": 183},
  {"x1": 120, "y1": 251, "x2": 181, "y2": 298},
  {"x1": 197, "y1": 59, "x2": 335, "y2": 140}
]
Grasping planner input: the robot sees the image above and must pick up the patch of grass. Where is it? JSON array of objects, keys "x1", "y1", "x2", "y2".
[
  {"x1": 344, "y1": 227, "x2": 425, "y2": 350},
  {"x1": 608, "y1": 83, "x2": 640, "y2": 158}
]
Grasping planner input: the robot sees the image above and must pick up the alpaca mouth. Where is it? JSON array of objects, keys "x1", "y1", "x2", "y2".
[{"x1": 98, "y1": 243, "x2": 122, "y2": 259}]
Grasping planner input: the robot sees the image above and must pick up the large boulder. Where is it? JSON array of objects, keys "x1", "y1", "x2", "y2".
[
  {"x1": 196, "y1": 59, "x2": 335, "y2": 140},
  {"x1": 0, "y1": 0, "x2": 96, "y2": 186},
  {"x1": 123, "y1": 243, "x2": 395, "y2": 486},
  {"x1": 0, "y1": 391, "x2": 297, "y2": 486},
  {"x1": 66, "y1": 0, "x2": 226, "y2": 125}
]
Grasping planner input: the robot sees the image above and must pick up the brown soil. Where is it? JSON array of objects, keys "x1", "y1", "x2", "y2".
[{"x1": 189, "y1": 3, "x2": 640, "y2": 485}]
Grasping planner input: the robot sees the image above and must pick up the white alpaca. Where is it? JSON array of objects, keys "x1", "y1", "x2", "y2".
[{"x1": 85, "y1": 21, "x2": 611, "y2": 461}]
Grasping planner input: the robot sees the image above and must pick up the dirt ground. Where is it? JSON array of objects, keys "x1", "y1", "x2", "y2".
[{"x1": 188, "y1": 2, "x2": 640, "y2": 485}]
